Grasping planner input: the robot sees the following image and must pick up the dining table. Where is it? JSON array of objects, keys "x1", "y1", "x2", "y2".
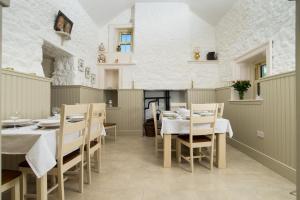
[
  {"x1": 160, "y1": 111, "x2": 233, "y2": 168},
  {"x1": 1, "y1": 120, "x2": 106, "y2": 200}
]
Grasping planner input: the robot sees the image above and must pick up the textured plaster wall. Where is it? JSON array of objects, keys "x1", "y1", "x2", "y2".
[
  {"x1": 2, "y1": 0, "x2": 99, "y2": 87},
  {"x1": 98, "y1": 2, "x2": 219, "y2": 89},
  {"x1": 216, "y1": 0, "x2": 296, "y2": 82}
]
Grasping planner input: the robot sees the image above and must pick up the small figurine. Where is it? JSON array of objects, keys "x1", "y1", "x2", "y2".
[
  {"x1": 116, "y1": 45, "x2": 121, "y2": 52},
  {"x1": 194, "y1": 47, "x2": 200, "y2": 60},
  {"x1": 99, "y1": 43, "x2": 105, "y2": 52},
  {"x1": 98, "y1": 54, "x2": 106, "y2": 63}
]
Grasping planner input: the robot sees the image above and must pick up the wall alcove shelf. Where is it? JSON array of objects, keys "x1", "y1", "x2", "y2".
[
  {"x1": 98, "y1": 63, "x2": 136, "y2": 66},
  {"x1": 187, "y1": 60, "x2": 219, "y2": 64}
]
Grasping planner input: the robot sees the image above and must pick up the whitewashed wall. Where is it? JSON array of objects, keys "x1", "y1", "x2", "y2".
[
  {"x1": 2, "y1": 0, "x2": 99, "y2": 87},
  {"x1": 98, "y1": 2, "x2": 219, "y2": 89},
  {"x1": 216, "y1": 0, "x2": 296, "y2": 82}
]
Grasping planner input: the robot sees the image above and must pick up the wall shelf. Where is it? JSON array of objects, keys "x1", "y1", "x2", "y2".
[
  {"x1": 55, "y1": 31, "x2": 71, "y2": 40},
  {"x1": 98, "y1": 63, "x2": 136, "y2": 66},
  {"x1": 187, "y1": 60, "x2": 219, "y2": 64},
  {"x1": 228, "y1": 99, "x2": 263, "y2": 105}
]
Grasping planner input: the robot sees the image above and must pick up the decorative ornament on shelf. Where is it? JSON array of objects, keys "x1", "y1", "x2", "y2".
[
  {"x1": 98, "y1": 54, "x2": 106, "y2": 63},
  {"x1": 207, "y1": 52, "x2": 218, "y2": 60},
  {"x1": 232, "y1": 80, "x2": 251, "y2": 100},
  {"x1": 54, "y1": 11, "x2": 73, "y2": 44},
  {"x1": 85, "y1": 67, "x2": 91, "y2": 79},
  {"x1": 116, "y1": 45, "x2": 121, "y2": 52},
  {"x1": 78, "y1": 59, "x2": 84, "y2": 72},
  {"x1": 91, "y1": 73, "x2": 96, "y2": 84},
  {"x1": 97, "y1": 43, "x2": 106, "y2": 64},
  {"x1": 193, "y1": 47, "x2": 201, "y2": 60},
  {"x1": 99, "y1": 43, "x2": 105, "y2": 52}
]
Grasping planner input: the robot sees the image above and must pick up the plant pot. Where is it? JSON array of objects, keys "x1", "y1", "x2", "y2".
[{"x1": 238, "y1": 91, "x2": 244, "y2": 100}]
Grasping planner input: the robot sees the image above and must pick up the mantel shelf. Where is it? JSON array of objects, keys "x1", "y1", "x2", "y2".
[{"x1": 188, "y1": 60, "x2": 219, "y2": 64}]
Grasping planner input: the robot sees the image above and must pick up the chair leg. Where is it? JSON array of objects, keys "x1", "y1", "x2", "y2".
[
  {"x1": 58, "y1": 169, "x2": 65, "y2": 200},
  {"x1": 95, "y1": 148, "x2": 101, "y2": 173},
  {"x1": 189, "y1": 147, "x2": 194, "y2": 173},
  {"x1": 198, "y1": 148, "x2": 202, "y2": 163},
  {"x1": 79, "y1": 160, "x2": 84, "y2": 193},
  {"x1": 102, "y1": 136, "x2": 105, "y2": 145},
  {"x1": 114, "y1": 126, "x2": 117, "y2": 141},
  {"x1": 176, "y1": 139, "x2": 181, "y2": 163},
  {"x1": 86, "y1": 151, "x2": 92, "y2": 184},
  {"x1": 20, "y1": 173, "x2": 27, "y2": 200},
  {"x1": 210, "y1": 146, "x2": 214, "y2": 171},
  {"x1": 12, "y1": 178, "x2": 20, "y2": 200},
  {"x1": 155, "y1": 136, "x2": 158, "y2": 155},
  {"x1": 51, "y1": 175, "x2": 56, "y2": 187}
]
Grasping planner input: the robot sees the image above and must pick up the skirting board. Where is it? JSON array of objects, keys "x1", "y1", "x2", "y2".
[{"x1": 228, "y1": 138, "x2": 296, "y2": 183}]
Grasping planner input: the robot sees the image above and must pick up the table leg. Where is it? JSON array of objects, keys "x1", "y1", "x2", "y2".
[
  {"x1": 163, "y1": 135, "x2": 171, "y2": 168},
  {"x1": 36, "y1": 175, "x2": 47, "y2": 200},
  {"x1": 216, "y1": 133, "x2": 226, "y2": 168}
]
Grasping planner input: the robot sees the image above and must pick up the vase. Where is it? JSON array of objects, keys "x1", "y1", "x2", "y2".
[
  {"x1": 194, "y1": 52, "x2": 200, "y2": 60},
  {"x1": 238, "y1": 91, "x2": 244, "y2": 100}
]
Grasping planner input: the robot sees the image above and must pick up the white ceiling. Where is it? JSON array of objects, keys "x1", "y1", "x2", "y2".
[{"x1": 78, "y1": 0, "x2": 238, "y2": 27}]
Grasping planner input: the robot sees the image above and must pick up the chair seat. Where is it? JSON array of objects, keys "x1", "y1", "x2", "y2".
[
  {"x1": 177, "y1": 135, "x2": 211, "y2": 143},
  {"x1": 19, "y1": 150, "x2": 81, "y2": 168},
  {"x1": 104, "y1": 123, "x2": 116, "y2": 127},
  {"x1": 2, "y1": 170, "x2": 21, "y2": 185}
]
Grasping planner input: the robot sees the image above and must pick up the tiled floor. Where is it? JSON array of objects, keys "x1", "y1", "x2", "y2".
[{"x1": 63, "y1": 135, "x2": 295, "y2": 200}]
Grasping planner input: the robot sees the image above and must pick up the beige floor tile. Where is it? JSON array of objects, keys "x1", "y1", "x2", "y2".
[{"x1": 58, "y1": 135, "x2": 295, "y2": 200}]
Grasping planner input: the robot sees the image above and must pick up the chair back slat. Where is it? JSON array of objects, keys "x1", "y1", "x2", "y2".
[
  {"x1": 191, "y1": 116, "x2": 216, "y2": 125},
  {"x1": 170, "y1": 102, "x2": 187, "y2": 111},
  {"x1": 58, "y1": 104, "x2": 89, "y2": 161},
  {"x1": 151, "y1": 103, "x2": 158, "y2": 136},
  {"x1": 192, "y1": 128, "x2": 214, "y2": 136},
  {"x1": 190, "y1": 104, "x2": 218, "y2": 137},
  {"x1": 62, "y1": 136, "x2": 85, "y2": 154},
  {"x1": 63, "y1": 121, "x2": 87, "y2": 135},
  {"x1": 87, "y1": 103, "x2": 105, "y2": 143}
]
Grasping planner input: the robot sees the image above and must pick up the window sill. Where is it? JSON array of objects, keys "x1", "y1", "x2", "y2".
[{"x1": 228, "y1": 99, "x2": 263, "y2": 105}]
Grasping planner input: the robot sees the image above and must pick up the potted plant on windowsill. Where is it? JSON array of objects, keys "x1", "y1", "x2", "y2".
[{"x1": 232, "y1": 80, "x2": 251, "y2": 100}]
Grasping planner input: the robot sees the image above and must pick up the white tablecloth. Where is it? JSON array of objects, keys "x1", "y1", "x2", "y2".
[
  {"x1": 160, "y1": 118, "x2": 233, "y2": 137},
  {"x1": 2, "y1": 124, "x2": 106, "y2": 178}
]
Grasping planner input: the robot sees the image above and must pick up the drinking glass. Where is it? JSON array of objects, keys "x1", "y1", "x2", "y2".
[{"x1": 10, "y1": 111, "x2": 19, "y2": 129}]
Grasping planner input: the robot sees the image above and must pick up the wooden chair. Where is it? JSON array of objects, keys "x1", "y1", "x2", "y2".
[
  {"x1": 102, "y1": 107, "x2": 117, "y2": 143},
  {"x1": 217, "y1": 103, "x2": 224, "y2": 118},
  {"x1": 1, "y1": 170, "x2": 21, "y2": 200},
  {"x1": 19, "y1": 104, "x2": 90, "y2": 200},
  {"x1": 176, "y1": 104, "x2": 218, "y2": 172},
  {"x1": 151, "y1": 102, "x2": 162, "y2": 154},
  {"x1": 170, "y1": 102, "x2": 187, "y2": 111},
  {"x1": 85, "y1": 103, "x2": 105, "y2": 184}
]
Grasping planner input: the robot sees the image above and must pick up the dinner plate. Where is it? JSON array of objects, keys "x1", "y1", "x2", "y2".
[
  {"x1": 163, "y1": 112, "x2": 178, "y2": 117},
  {"x1": 68, "y1": 115, "x2": 84, "y2": 122},
  {"x1": 38, "y1": 119, "x2": 60, "y2": 128},
  {"x1": 2, "y1": 119, "x2": 32, "y2": 127}
]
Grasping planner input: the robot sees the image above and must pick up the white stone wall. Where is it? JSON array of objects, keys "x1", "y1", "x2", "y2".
[
  {"x1": 2, "y1": 0, "x2": 99, "y2": 87},
  {"x1": 98, "y1": 2, "x2": 219, "y2": 89},
  {"x1": 216, "y1": 0, "x2": 296, "y2": 82}
]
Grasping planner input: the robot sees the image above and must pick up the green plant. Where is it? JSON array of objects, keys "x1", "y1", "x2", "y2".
[{"x1": 232, "y1": 80, "x2": 251, "y2": 100}]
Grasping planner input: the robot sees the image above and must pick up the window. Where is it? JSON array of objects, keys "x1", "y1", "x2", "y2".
[
  {"x1": 255, "y1": 62, "x2": 267, "y2": 80},
  {"x1": 255, "y1": 62, "x2": 266, "y2": 97},
  {"x1": 119, "y1": 32, "x2": 132, "y2": 53}
]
